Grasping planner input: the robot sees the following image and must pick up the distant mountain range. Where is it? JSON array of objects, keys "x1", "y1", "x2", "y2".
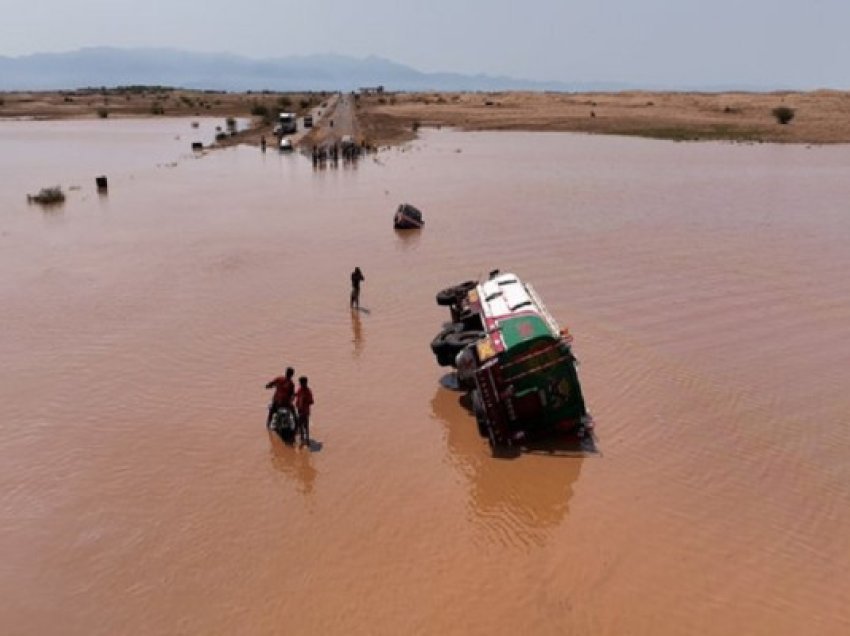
[{"x1": 0, "y1": 47, "x2": 625, "y2": 92}]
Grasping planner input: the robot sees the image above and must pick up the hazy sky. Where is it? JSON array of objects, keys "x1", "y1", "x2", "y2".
[{"x1": 1, "y1": 0, "x2": 848, "y2": 88}]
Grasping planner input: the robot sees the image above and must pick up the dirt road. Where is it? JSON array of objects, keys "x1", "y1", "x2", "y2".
[{"x1": 299, "y1": 92, "x2": 359, "y2": 149}]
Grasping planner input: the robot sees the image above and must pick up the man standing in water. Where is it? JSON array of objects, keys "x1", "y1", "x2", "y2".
[
  {"x1": 350, "y1": 266, "x2": 365, "y2": 309},
  {"x1": 295, "y1": 376, "x2": 314, "y2": 446},
  {"x1": 265, "y1": 367, "x2": 295, "y2": 428}
]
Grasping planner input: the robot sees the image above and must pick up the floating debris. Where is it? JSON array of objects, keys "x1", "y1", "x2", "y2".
[
  {"x1": 27, "y1": 186, "x2": 65, "y2": 205},
  {"x1": 393, "y1": 203, "x2": 424, "y2": 229}
]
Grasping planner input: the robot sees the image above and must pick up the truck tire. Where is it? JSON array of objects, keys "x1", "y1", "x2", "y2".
[
  {"x1": 430, "y1": 331, "x2": 452, "y2": 356},
  {"x1": 444, "y1": 330, "x2": 484, "y2": 349},
  {"x1": 436, "y1": 281, "x2": 476, "y2": 306},
  {"x1": 431, "y1": 327, "x2": 463, "y2": 366}
]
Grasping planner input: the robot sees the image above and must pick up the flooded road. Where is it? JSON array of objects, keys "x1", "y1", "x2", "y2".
[{"x1": 2, "y1": 120, "x2": 850, "y2": 635}]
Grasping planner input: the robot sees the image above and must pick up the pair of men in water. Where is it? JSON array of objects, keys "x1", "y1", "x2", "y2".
[{"x1": 265, "y1": 367, "x2": 314, "y2": 445}]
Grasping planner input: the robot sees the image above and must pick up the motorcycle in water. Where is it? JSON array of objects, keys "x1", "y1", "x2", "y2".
[{"x1": 269, "y1": 404, "x2": 298, "y2": 444}]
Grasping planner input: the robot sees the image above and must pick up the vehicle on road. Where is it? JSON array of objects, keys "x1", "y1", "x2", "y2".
[
  {"x1": 430, "y1": 270, "x2": 592, "y2": 453},
  {"x1": 278, "y1": 112, "x2": 297, "y2": 135}
]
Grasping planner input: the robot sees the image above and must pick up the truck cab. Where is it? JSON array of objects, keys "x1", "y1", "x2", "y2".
[{"x1": 277, "y1": 112, "x2": 297, "y2": 135}]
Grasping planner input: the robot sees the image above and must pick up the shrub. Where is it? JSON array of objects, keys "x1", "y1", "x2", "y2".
[
  {"x1": 150, "y1": 102, "x2": 164, "y2": 115},
  {"x1": 412, "y1": 120, "x2": 421, "y2": 132},
  {"x1": 251, "y1": 103, "x2": 270, "y2": 117},
  {"x1": 97, "y1": 108, "x2": 109, "y2": 118},
  {"x1": 0, "y1": 97, "x2": 5, "y2": 106},
  {"x1": 277, "y1": 95, "x2": 292, "y2": 109},
  {"x1": 226, "y1": 117, "x2": 236, "y2": 129},
  {"x1": 772, "y1": 106, "x2": 795, "y2": 124}
]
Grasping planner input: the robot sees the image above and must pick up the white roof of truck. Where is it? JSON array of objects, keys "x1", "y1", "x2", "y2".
[
  {"x1": 479, "y1": 273, "x2": 533, "y2": 318},
  {"x1": 478, "y1": 272, "x2": 562, "y2": 334}
]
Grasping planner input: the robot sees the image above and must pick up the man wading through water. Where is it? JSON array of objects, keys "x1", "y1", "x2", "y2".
[
  {"x1": 265, "y1": 367, "x2": 295, "y2": 428},
  {"x1": 350, "y1": 267, "x2": 365, "y2": 309},
  {"x1": 295, "y1": 376, "x2": 314, "y2": 446}
]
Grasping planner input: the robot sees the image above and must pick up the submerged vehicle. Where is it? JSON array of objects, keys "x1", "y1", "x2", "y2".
[
  {"x1": 430, "y1": 270, "x2": 592, "y2": 452},
  {"x1": 279, "y1": 137, "x2": 293, "y2": 152},
  {"x1": 269, "y1": 405, "x2": 297, "y2": 444},
  {"x1": 393, "y1": 203, "x2": 424, "y2": 229}
]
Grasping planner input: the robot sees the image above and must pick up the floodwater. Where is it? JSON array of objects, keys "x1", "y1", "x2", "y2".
[{"x1": 2, "y1": 119, "x2": 850, "y2": 635}]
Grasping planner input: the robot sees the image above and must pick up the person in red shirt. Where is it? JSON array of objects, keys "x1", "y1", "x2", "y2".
[
  {"x1": 265, "y1": 367, "x2": 295, "y2": 428},
  {"x1": 295, "y1": 376, "x2": 314, "y2": 446}
]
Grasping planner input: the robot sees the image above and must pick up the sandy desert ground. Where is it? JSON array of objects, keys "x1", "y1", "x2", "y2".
[
  {"x1": 3, "y1": 88, "x2": 850, "y2": 147},
  {"x1": 355, "y1": 90, "x2": 850, "y2": 145}
]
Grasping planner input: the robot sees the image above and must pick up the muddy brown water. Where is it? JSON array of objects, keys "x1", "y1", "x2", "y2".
[{"x1": 2, "y1": 119, "x2": 850, "y2": 635}]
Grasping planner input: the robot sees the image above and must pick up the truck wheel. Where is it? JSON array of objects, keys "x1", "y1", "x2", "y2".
[
  {"x1": 430, "y1": 331, "x2": 450, "y2": 355},
  {"x1": 445, "y1": 330, "x2": 484, "y2": 349},
  {"x1": 430, "y1": 327, "x2": 457, "y2": 355},
  {"x1": 436, "y1": 281, "x2": 476, "y2": 306},
  {"x1": 431, "y1": 328, "x2": 462, "y2": 366}
]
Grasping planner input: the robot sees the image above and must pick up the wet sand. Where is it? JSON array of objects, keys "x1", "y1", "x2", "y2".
[{"x1": 2, "y1": 121, "x2": 850, "y2": 635}]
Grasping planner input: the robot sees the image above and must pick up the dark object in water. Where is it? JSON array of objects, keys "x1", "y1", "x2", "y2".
[
  {"x1": 27, "y1": 186, "x2": 65, "y2": 205},
  {"x1": 191, "y1": 142, "x2": 203, "y2": 151},
  {"x1": 95, "y1": 176, "x2": 108, "y2": 191},
  {"x1": 429, "y1": 270, "x2": 593, "y2": 456},
  {"x1": 393, "y1": 203, "x2": 424, "y2": 229},
  {"x1": 270, "y1": 406, "x2": 297, "y2": 444}
]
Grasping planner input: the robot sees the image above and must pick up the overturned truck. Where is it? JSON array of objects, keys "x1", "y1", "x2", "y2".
[{"x1": 430, "y1": 271, "x2": 593, "y2": 452}]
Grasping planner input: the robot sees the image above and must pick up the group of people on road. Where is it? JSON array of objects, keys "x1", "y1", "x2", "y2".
[
  {"x1": 265, "y1": 367, "x2": 314, "y2": 446},
  {"x1": 311, "y1": 141, "x2": 363, "y2": 167},
  {"x1": 263, "y1": 267, "x2": 366, "y2": 446}
]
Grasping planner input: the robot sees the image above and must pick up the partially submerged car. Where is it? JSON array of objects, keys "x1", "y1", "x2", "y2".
[
  {"x1": 430, "y1": 270, "x2": 592, "y2": 452},
  {"x1": 393, "y1": 203, "x2": 424, "y2": 229},
  {"x1": 279, "y1": 137, "x2": 293, "y2": 152}
]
